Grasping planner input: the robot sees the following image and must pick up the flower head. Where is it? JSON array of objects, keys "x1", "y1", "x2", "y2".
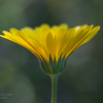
[{"x1": 0, "y1": 24, "x2": 100, "y2": 74}]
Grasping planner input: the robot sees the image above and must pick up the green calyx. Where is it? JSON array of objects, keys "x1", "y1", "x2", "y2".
[{"x1": 40, "y1": 54, "x2": 67, "y2": 75}]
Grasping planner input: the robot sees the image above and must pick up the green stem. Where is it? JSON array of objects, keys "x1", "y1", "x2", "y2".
[{"x1": 50, "y1": 74, "x2": 59, "y2": 103}]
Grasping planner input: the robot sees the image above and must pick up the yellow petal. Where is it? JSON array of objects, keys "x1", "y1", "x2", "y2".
[
  {"x1": 16, "y1": 30, "x2": 48, "y2": 60},
  {"x1": 21, "y1": 27, "x2": 35, "y2": 37},
  {"x1": 52, "y1": 26, "x2": 59, "y2": 32},
  {"x1": 46, "y1": 32, "x2": 54, "y2": 58},
  {"x1": 60, "y1": 24, "x2": 68, "y2": 30},
  {"x1": 57, "y1": 28, "x2": 76, "y2": 59},
  {"x1": 82, "y1": 26, "x2": 100, "y2": 44},
  {"x1": 64, "y1": 26, "x2": 93, "y2": 58},
  {"x1": 2, "y1": 31, "x2": 42, "y2": 60},
  {"x1": 74, "y1": 25, "x2": 88, "y2": 37},
  {"x1": 10, "y1": 28, "x2": 19, "y2": 34}
]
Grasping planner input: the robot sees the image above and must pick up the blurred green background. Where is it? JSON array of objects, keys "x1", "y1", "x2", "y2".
[{"x1": 0, "y1": 0, "x2": 103, "y2": 103}]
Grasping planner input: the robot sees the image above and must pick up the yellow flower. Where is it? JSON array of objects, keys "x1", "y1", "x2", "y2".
[{"x1": 0, "y1": 24, "x2": 100, "y2": 74}]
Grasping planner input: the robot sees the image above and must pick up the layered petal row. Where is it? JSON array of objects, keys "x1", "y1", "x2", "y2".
[{"x1": 0, "y1": 24, "x2": 100, "y2": 62}]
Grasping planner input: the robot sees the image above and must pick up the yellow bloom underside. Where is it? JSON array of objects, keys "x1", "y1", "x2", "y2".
[{"x1": 0, "y1": 24, "x2": 100, "y2": 62}]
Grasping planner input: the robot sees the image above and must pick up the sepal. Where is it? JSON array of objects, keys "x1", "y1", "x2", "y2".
[{"x1": 40, "y1": 54, "x2": 67, "y2": 75}]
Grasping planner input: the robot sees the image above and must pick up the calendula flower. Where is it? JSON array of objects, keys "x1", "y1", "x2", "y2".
[
  {"x1": 0, "y1": 24, "x2": 100, "y2": 103},
  {"x1": 0, "y1": 24, "x2": 100, "y2": 74}
]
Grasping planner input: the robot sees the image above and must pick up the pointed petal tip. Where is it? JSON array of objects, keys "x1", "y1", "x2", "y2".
[
  {"x1": 90, "y1": 25, "x2": 94, "y2": 27},
  {"x1": 0, "y1": 35, "x2": 4, "y2": 37},
  {"x1": 10, "y1": 27, "x2": 17, "y2": 31},
  {"x1": 2, "y1": 30, "x2": 7, "y2": 34},
  {"x1": 40, "y1": 24, "x2": 50, "y2": 28},
  {"x1": 97, "y1": 26, "x2": 101, "y2": 30},
  {"x1": 94, "y1": 25, "x2": 101, "y2": 31},
  {"x1": 2, "y1": 30, "x2": 12, "y2": 36},
  {"x1": 60, "y1": 23, "x2": 68, "y2": 29}
]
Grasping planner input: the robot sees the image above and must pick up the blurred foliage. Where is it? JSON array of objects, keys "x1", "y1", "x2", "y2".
[{"x1": 0, "y1": 0, "x2": 103, "y2": 103}]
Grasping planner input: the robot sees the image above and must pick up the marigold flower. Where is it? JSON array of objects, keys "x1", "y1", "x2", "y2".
[{"x1": 0, "y1": 24, "x2": 100, "y2": 74}]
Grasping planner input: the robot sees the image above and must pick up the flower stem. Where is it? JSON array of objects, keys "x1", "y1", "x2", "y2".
[{"x1": 50, "y1": 74, "x2": 59, "y2": 103}]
